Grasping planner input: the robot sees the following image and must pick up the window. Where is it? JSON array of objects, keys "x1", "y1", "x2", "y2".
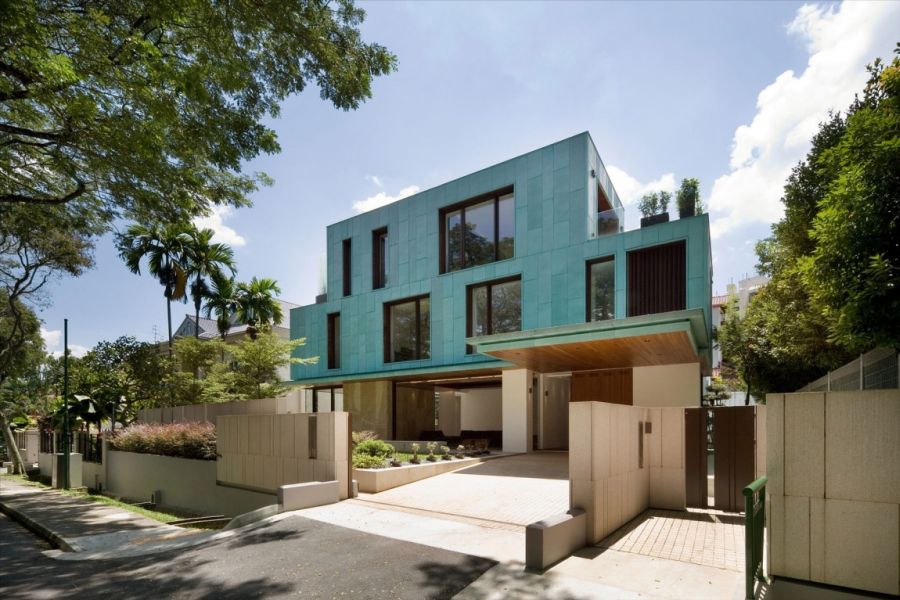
[
  {"x1": 342, "y1": 238, "x2": 352, "y2": 296},
  {"x1": 327, "y1": 313, "x2": 340, "y2": 369},
  {"x1": 372, "y1": 227, "x2": 387, "y2": 289},
  {"x1": 467, "y1": 277, "x2": 521, "y2": 352},
  {"x1": 440, "y1": 187, "x2": 514, "y2": 273},
  {"x1": 384, "y1": 296, "x2": 430, "y2": 362},
  {"x1": 587, "y1": 256, "x2": 615, "y2": 321}
]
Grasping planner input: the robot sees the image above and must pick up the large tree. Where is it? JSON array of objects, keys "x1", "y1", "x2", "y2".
[
  {"x1": 184, "y1": 227, "x2": 235, "y2": 338},
  {"x1": 1, "y1": 0, "x2": 396, "y2": 223},
  {"x1": 235, "y1": 277, "x2": 283, "y2": 340}
]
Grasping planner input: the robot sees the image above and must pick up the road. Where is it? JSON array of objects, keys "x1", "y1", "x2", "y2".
[{"x1": 0, "y1": 512, "x2": 495, "y2": 599}]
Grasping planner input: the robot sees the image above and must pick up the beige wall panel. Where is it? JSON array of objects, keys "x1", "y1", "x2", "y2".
[
  {"x1": 570, "y1": 480, "x2": 595, "y2": 540},
  {"x1": 784, "y1": 495, "x2": 810, "y2": 580},
  {"x1": 766, "y1": 394, "x2": 784, "y2": 497},
  {"x1": 438, "y1": 391, "x2": 461, "y2": 437},
  {"x1": 768, "y1": 494, "x2": 784, "y2": 576},
  {"x1": 248, "y1": 416, "x2": 261, "y2": 455},
  {"x1": 282, "y1": 457, "x2": 298, "y2": 486},
  {"x1": 317, "y1": 412, "x2": 335, "y2": 461},
  {"x1": 824, "y1": 498, "x2": 899, "y2": 595},
  {"x1": 216, "y1": 455, "x2": 226, "y2": 481},
  {"x1": 647, "y1": 408, "x2": 662, "y2": 468},
  {"x1": 238, "y1": 416, "x2": 249, "y2": 455},
  {"x1": 294, "y1": 414, "x2": 309, "y2": 459},
  {"x1": 261, "y1": 415, "x2": 274, "y2": 457},
  {"x1": 809, "y1": 496, "x2": 825, "y2": 583},
  {"x1": 660, "y1": 407, "x2": 684, "y2": 469},
  {"x1": 610, "y1": 405, "x2": 628, "y2": 476},
  {"x1": 632, "y1": 363, "x2": 700, "y2": 407},
  {"x1": 314, "y1": 459, "x2": 335, "y2": 483},
  {"x1": 334, "y1": 412, "x2": 349, "y2": 462},
  {"x1": 569, "y1": 401, "x2": 593, "y2": 481},
  {"x1": 826, "y1": 390, "x2": 900, "y2": 504},
  {"x1": 755, "y1": 404, "x2": 767, "y2": 479},
  {"x1": 784, "y1": 393, "x2": 824, "y2": 498},
  {"x1": 606, "y1": 473, "x2": 624, "y2": 533},
  {"x1": 650, "y1": 467, "x2": 686, "y2": 510},
  {"x1": 298, "y1": 459, "x2": 314, "y2": 482},
  {"x1": 278, "y1": 415, "x2": 295, "y2": 457},
  {"x1": 590, "y1": 402, "x2": 610, "y2": 480},
  {"x1": 502, "y1": 369, "x2": 533, "y2": 453}
]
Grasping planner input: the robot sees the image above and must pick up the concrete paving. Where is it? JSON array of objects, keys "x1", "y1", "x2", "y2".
[{"x1": 359, "y1": 452, "x2": 569, "y2": 528}]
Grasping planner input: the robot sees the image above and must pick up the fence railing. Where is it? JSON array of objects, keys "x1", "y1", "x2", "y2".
[
  {"x1": 39, "y1": 431, "x2": 103, "y2": 463},
  {"x1": 743, "y1": 476, "x2": 768, "y2": 600},
  {"x1": 799, "y1": 347, "x2": 898, "y2": 392}
]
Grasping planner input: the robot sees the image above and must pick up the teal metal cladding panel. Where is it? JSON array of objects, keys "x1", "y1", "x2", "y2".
[{"x1": 291, "y1": 132, "x2": 712, "y2": 382}]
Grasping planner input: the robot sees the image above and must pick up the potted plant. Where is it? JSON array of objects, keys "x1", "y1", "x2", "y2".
[
  {"x1": 456, "y1": 444, "x2": 466, "y2": 459},
  {"x1": 638, "y1": 191, "x2": 671, "y2": 227},
  {"x1": 410, "y1": 442, "x2": 421, "y2": 464},
  {"x1": 426, "y1": 441, "x2": 438, "y2": 462},
  {"x1": 676, "y1": 178, "x2": 701, "y2": 219},
  {"x1": 440, "y1": 445, "x2": 451, "y2": 460}
]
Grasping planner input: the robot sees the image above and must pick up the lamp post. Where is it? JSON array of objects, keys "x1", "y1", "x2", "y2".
[{"x1": 62, "y1": 318, "x2": 70, "y2": 490}]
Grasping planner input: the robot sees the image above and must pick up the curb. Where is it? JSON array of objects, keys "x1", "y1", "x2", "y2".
[{"x1": 0, "y1": 500, "x2": 81, "y2": 552}]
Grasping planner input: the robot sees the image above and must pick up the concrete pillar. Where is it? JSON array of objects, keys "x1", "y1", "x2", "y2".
[{"x1": 502, "y1": 369, "x2": 533, "y2": 453}]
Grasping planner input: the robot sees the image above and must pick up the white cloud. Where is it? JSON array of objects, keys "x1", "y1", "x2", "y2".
[
  {"x1": 708, "y1": 1, "x2": 900, "y2": 239},
  {"x1": 366, "y1": 175, "x2": 383, "y2": 187},
  {"x1": 41, "y1": 327, "x2": 89, "y2": 358},
  {"x1": 192, "y1": 205, "x2": 247, "y2": 247},
  {"x1": 352, "y1": 185, "x2": 421, "y2": 214},
  {"x1": 606, "y1": 166, "x2": 676, "y2": 205}
]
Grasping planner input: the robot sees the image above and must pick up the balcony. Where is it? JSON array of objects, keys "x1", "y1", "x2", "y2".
[{"x1": 594, "y1": 206, "x2": 624, "y2": 237}]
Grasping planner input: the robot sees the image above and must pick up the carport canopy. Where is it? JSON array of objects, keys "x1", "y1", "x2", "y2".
[{"x1": 467, "y1": 308, "x2": 711, "y2": 375}]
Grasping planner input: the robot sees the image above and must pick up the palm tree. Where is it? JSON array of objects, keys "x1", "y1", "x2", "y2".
[
  {"x1": 117, "y1": 223, "x2": 191, "y2": 352},
  {"x1": 204, "y1": 272, "x2": 240, "y2": 341},
  {"x1": 184, "y1": 227, "x2": 236, "y2": 338},
  {"x1": 235, "y1": 277, "x2": 283, "y2": 340}
]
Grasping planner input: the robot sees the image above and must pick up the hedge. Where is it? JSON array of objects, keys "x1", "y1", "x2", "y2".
[{"x1": 108, "y1": 422, "x2": 217, "y2": 460}]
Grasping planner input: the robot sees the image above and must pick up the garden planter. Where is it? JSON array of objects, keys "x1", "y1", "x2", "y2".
[
  {"x1": 678, "y1": 202, "x2": 696, "y2": 219},
  {"x1": 640, "y1": 213, "x2": 670, "y2": 228}
]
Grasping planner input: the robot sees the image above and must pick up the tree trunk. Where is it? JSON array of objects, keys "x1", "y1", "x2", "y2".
[
  {"x1": 0, "y1": 412, "x2": 27, "y2": 475},
  {"x1": 166, "y1": 297, "x2": 173, "y2": 355},
  {"x1": 194, "y1": 277, "x2": 202, "y2": 339}
]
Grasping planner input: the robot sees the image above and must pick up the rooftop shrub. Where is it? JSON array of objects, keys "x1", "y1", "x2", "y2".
[{"x1": 108, "y1": 422, "x2": 217, "y2": 460}]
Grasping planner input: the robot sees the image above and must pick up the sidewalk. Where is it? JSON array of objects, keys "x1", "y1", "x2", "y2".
[{"x1": 0, "y1": 477, "x2": 282, "y2": 559}]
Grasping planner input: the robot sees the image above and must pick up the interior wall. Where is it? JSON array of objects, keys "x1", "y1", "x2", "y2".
[
  {"x1": 343, "y1": 380, "x2": 392, "y2": 440},
  {"x1": 460, "y1": 387, "x2": 502, "y2": 431},
  {"x1": 437, "y1": 390, "x2": 461, "y2": 436},
  {"x1": 542, "y1": 376, "x2": 570, "y2": 449},
  {"x1": 395, "y1": 384, "x2": 435, "y2": 440},
  {"x1": 632, "y1": 363, "x2": 700, "y2": 407},
  {"x1": 767, "y1": 390, "x2": 899, "y2": 596}
]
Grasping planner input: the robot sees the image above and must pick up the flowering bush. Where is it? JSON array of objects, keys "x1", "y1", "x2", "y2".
[{"x1": 108, "y1": 422, "x2": 217, "y2": 460}]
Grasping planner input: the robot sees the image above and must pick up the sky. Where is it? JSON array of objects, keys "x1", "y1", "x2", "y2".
[{"x1": 36, "y1": 0, "x2": 900, "y2": 356}]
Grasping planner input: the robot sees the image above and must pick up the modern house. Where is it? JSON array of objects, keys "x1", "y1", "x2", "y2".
[{"x1": 290, "y1": 132, "x2": 712, "y2": 452}]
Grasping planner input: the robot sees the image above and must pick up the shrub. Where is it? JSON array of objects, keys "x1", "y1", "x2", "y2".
[
  {"x1": 410, "y1": 443, "x2": 420, "y2": 464},
  {"x1": 352, "y1": 453, "x2": 387, "y2": 469},
  {"x1": 456, "y1": 444, "x2": 465, "y2": 458},
  {"x1": 108, "y1": 422, "x2": 216, "y2": 460},
  {"x1": 354, "y1": 439, "x2": 394, "y2": 458},
  {"x1": 351, "y1": 430, "x2": 378, "y2": 446},
  {"x1": 440, "y1": 445, "x2": 451, "y2": 460}
]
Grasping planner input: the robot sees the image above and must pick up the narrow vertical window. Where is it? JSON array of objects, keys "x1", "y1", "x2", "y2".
[
  {"x1": 587, "y1": 256, "x2": 616, "y2": 322},
  {"x1": 372, "y1": 227, "x2": 387, "y2": 289},
  {"x1": 327, "y1": 313, "x2": 340, "y2": 369},
  {"x1": 342, "y1": 238, "x2": 351, "y2": 297}
]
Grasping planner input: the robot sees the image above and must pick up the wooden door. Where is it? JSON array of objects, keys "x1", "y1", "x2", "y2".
[
  {"x1": 711, "y1": 406, "x2": 756, "y2": 512},
  {"x1": 684, "y1": 408, "x2": 708, "y2": 508}
]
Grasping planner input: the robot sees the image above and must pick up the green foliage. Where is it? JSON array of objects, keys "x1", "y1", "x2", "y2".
[
  {"x1": 638, "y1": 191, "x2": 671, "y2": 217},
  {"x1": 109, "y1": 422, "x2": 217, "y2": 460},
  {"x1": 351, "y1": 430, "x2": 378, "y2": 446},
  {"x1": 203, "y1": 272, "x2": 240, "y2": 340},
  {"x1": 185, "y1": 228, "x2": 236, "y2": 338},
  {"x1": 353, "y1": 439, "x2": 394, "y2": 458},
  {"x1": 235, "y1": 277, "x2": 284, "y2": 339},
  {"x1": 1, "y1": 0, "x2": 396, "y2": 223},
  {"x1": 702, "y1": 377, "x2": 731, "y2": 406},
  {"x1": 352, "y1": 453, "x2": 387, "y2": 469},
  {"x1": 676, "y1": 178, "x2": 701, "y2": 217}
]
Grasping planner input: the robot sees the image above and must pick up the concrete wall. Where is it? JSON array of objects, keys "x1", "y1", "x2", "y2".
[
  {"x1": 767, "y1": 390, "x2": 899, "y2": 596},
  {"x1": 632, "y1": 363, "x2": 701, "y2": 407},
  {"x1": 217, "y1": 412, "x2": 350, "y2": 500},
  {"x1": 343, "y1": 380, "x2": 392, "y2": 439},
  {"x1": 137, "y1": 394, "x2": 305, "y2": 425},
  {"x1": 395, "y1": 385, "x2": 435, "y2": 440},
  {"x1": 14, "y1": 429, "x2": 39, "y2": 465},
  {"x1": 502, "y1": 369, "x2": 533, "y2": 453},
  {"x1": 461, "y1": 388, "x2": 502, "y2": 431},
  {"x1": 105, "y1": 450, "x2": 274, "y2": 517},
  {"x1": 570, "y1": 401, "x2": 685, "y2": 544},
  {"x1": 437, "y1": 390, "x2": 461, "y2": 436}
]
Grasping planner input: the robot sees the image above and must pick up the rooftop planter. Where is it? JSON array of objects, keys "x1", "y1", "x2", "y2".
[{"x1": 638, "y1": 191, "x2": 671, "y2": 228}]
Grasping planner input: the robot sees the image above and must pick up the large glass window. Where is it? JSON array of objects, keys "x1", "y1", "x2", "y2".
[
  {"x1": 441, "y1": 188, "x2": 515, "y2": 273},
  {"x1": 327, "y1": 312, "x2": 340, "y2": 369},
  {"x1": 384, "y1": 296, "x2": 430, "y2": 362},
  {"x1": 587, "y1": 257, "x2": 615, "y2": 321},
  {"x1": 467, "y1": 277, "x2": 521, "y2": 353},
  {"x1": 372, "y1": 227, "x2": 387, "y2": 289}
]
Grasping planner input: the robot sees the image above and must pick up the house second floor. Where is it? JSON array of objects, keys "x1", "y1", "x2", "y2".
[{"x1": 291, "y1": 132, "x2": 713, "y2": 384}]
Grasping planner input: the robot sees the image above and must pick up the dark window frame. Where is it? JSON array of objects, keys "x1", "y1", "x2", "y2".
[
  {"x1": 342, "y1": 238, "x2": 352, "y2": 297},
  {"x1": 327, "y1": 312, "x2": 340, "y2": 369},
  {"x1": 372, "y1": 227, "x2": 388, "y2": 290},
  {"x1": 586, "y1": 255, "x2": 616, "y2": 323},
  {"x1": 466, "y1": 275, "x2": 522, "y2": 353},
  {"x1": 383, "y1": 294, "x2": 431, "y2": 363},
  {"x1": 439, "y1": 185, "x2": 514, "y2": 274}
]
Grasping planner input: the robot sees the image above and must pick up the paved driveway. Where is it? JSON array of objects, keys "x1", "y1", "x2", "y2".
[{"x1": 358, "y1": 452, "x2": 569, "y2": 529}]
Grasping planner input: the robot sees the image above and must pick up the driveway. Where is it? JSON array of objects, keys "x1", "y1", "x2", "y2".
[
  {"x1": 0, "y1": 512, "x2": 495, "y2": 599},
  {"x1": 358, "y1": 452, "x2": 569, "y2": 528}
]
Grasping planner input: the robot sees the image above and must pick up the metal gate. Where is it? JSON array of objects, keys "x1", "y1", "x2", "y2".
[{"x1": 685, "y1": 406, "x2": 756, "y2": 512}]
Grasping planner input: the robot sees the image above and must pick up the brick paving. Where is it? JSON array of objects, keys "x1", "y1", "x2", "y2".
[
  {"x1": 359, "y1": 452, "x2": 569, "y2": 529},
  {"x1": 598, "y1": 508, "x2": 744, "y2": 571}
]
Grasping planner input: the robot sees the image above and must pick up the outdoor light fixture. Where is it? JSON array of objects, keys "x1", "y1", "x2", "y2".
[{"x1": 590, "y1": 169, "x2": 596, "y2": 178}]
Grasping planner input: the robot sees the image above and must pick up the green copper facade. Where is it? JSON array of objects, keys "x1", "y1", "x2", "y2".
[{"x1": 291, "y1": 132, "x2": 712, "y2": 384}]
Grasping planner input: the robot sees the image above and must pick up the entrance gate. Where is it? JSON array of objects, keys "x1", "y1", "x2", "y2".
[{"x1": 684, "y1": 405, "x2": 757, "y2": 512}]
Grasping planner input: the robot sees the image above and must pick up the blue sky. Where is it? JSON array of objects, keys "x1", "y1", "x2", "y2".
[{"x1": 37, "y1": 1, "x2": 900, "y2": 356}]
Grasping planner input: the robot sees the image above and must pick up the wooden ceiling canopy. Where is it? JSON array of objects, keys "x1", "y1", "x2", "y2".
[{"x1": 481, "y1": 330, "x2": 699, "y2": 374}]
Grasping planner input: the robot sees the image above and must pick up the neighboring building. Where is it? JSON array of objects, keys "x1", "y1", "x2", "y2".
[
  {"x1": 169, "y1": 298, "x2": 299, "y2": 382},
  {"x1": 290, "y1": 132, "x2": 713, "y2": 452}
]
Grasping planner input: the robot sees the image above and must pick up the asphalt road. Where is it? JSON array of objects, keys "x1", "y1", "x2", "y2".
[{"x1": 0, "y1": 512, "x2": 496, "y2": 599}]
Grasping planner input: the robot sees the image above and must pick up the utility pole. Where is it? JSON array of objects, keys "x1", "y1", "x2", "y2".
[{"x1": 62, "y1": 318, "x2": 70, "y2": 490}]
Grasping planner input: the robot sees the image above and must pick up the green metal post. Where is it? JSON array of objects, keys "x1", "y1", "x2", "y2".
[
  {"x1": 743, "y1": 475, "x2": 768, "y2": 600},
  {"x1": 62, "y1": 318, "x2": 70, "y2": 489}
]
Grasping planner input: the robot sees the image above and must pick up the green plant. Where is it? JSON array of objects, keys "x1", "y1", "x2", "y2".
[
  {"x1": 410, "y1": 442, "x2": 420, "y2": 464},
  {"x1": 108, "y1": 422, "x2": 216, "y2": 460},
  {"x1": 676, "y1": 178, "x2": 701, "y2": 217},
  {"x1": 351, "y1": 430, "x2": 378, "y2": 447},
  {"x1": 426, "y1": 441, "x2": 437, "y2": 462},
  {"x1": 353, "y1": 439, "x2": 394, "y2": 459},
  {"x1": 352, "y1": 454, "x2": 386, "y2": 469},
  {"x1": 440, "y1": 445, "x2": 451, "y2": 460},
  {"x1": 456, "y1": 444, "x2": 465, "y2": 458},
  {"x1": 637, "y1": 191, "x2": 671, "y2": 218}
]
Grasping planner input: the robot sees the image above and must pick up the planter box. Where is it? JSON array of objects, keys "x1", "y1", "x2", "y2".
[
  {"x1": 640, "y1": 213, "x2": 670, "y2": 228},
  {"x1": 354, "y1": 454, "x2": 498, "y2": 493}
]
